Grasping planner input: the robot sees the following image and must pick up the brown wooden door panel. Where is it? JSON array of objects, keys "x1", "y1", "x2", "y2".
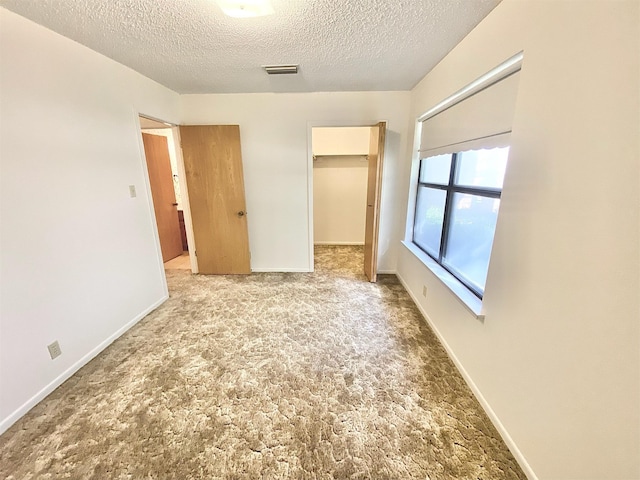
[
  {"x1": 364, "y1": 122, "x2": 386, "y2": 282},
  {"x1": 142, "y1": 133, "x2": 183, "y2": 263},
  {"x1": 180, "y1": 125, "x2": 251, "y2": 274}
]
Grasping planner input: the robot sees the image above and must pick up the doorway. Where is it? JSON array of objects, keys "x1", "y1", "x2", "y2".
[
  {"x1": 138, "y1": 115, "x2": 193, "y2": 274},
  {"x1": 310, "y1": 123, "x2": 386, "y2": 281}
]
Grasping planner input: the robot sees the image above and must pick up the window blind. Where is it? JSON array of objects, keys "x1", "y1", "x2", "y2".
[{"x1": 419, "y1": 69, "x2": 521, "y2": 158}]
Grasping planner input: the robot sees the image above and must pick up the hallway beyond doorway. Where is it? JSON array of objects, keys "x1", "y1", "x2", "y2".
[{"x1": 164, "y1": 251, "x2": 190, "y2": 270}]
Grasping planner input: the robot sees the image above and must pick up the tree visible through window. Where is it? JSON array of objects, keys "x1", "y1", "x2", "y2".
[{"x1": 413, "y1": 147, "x2": 509, "y2": 298}]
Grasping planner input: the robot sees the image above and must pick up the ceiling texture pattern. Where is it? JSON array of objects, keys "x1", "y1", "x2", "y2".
[{"x1": 0, "y1": 0, "x2": 501, "y2": 94}]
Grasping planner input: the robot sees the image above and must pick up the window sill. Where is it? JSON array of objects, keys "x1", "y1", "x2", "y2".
[{"x1": 401, "y1": 241, "x2": 485, "y2": 321}]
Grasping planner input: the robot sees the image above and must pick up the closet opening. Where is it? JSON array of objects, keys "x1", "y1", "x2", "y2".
[{"x1": 310, "y1": 123, "x2": 386, "y2": 281}]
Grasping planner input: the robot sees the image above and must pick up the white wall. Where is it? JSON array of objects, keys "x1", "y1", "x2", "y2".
[
  {"x1": 313, "y1": 156, "x2": 368, "y2": 245},
  {"x1": 181, "y1": 92, "x2": 410, "y2": 273},
  {"x1": 312, "y1": 127, "x2": 370, "y2": 156},
  {"x1": 313, "y1": 127, "x2": 370, "y2": 245},
  {"x1": 0, "y1": 9, "x2": 181, "y2": 432},
  {"x1": 396, "y1": 1, "x2": 640, "y2": 478}
]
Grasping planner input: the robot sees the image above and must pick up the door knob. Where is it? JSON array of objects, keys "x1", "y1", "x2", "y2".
[
  {"x1": 237, "y1": 211, "x2": 245, "y2": 217},
  {"x1": 172, "y1": 203, "x2": 178, "y2": 206}
]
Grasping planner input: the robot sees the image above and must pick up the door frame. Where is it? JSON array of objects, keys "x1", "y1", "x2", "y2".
[
  {"x1": 306, "y1": 120, "x2": 388, "y2": 273},
  {"x1": 136, "y1": 112, "x2": 199, "y2": 275}
]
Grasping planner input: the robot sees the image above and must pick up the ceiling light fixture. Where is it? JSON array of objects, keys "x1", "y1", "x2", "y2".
[
  {"x1": 216, "y1": 0, "x2": 274, "y2": 18},
  {"x1": 263, "y1": 64, "x2": 299, "y2": 75}
]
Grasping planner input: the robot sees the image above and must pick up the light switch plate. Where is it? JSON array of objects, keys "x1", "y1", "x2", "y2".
[{"x1": 129, "y1": 185, "x2": 137, "y2": 198}]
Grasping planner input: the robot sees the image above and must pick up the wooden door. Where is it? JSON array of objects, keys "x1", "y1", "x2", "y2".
[
  {"x1": 142, "y1": 133, "x2": 183, "y2": 263},
  {"x1": 364, "y1": 122, "x2": 386, "y2": 282},
  {"x1": 179, "y1": 125, "x2": 251, "y2": 274}
]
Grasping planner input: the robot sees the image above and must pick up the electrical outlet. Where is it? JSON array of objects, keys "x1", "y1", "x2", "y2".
[
  {"x1": 422, "y1": 285, "x2": 428, "y2": 297},
  {"x1": 48, "y1": 341, "x2": 62, "y2": 360},
  {"x1": 128, "y1": 185, "x2": 137, "y2": 198}
]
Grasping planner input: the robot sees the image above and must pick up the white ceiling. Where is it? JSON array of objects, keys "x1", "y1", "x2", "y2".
[{"x1": 0, "y1": 0, "x2": 501, "y2": 94}]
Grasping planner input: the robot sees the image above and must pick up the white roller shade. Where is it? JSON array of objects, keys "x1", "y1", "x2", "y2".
[{"x1": 420, "y1": 69, "x2": 521, "y2": 157}]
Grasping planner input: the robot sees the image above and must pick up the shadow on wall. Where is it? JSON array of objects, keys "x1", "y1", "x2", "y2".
[{"x1": 378, "y1": 128, "x2": 404, "y2": 270}]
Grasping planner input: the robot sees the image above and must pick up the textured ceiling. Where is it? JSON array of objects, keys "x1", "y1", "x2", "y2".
[{"x1": 0, "y1": 0, "x2": 501, "y2": 94}]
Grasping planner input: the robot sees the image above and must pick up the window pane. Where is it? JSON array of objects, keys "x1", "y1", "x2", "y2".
[
  {"x1": 443, "y1": 193, "x2": 500, "y2": 294},
  {"x1": 413, "y1": 186, "x2": 447, "y2": 256},
  {"x1": 419, "y1": 154, "x2": 452, "y2": 185},
  {"x1": 455, "y1": 147, "x2": 509, "y2": 189}
]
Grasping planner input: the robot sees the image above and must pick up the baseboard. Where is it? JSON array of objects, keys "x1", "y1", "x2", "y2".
[
  {"x1": 377, "y1": 269, "x2": 397, "y2": 275},
  {"x1": 0, "y1": 295, "x2": 169, "y2": 435},
  {"x1": 313, "y1": 242, "x2": 365, "y2": 246},
  {"x1": 251, "y1": 268, "x2": 312, "y2": 273},
  {"x1": 395, "y1": 272, "x2": 538, "y2": 480}
]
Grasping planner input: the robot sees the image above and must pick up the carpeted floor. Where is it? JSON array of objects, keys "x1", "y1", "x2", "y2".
[{"x1": 0, "y1": 246, "x2": 525, "y2": 479}]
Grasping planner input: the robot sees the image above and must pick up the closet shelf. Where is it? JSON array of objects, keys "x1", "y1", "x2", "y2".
[{"x1": 312, "y1": 154, "x2": 368, "y2": 161}]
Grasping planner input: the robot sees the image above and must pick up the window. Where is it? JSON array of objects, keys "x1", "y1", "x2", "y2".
[
  {"x1": 413, "y1": 147, "x2": 509, "y2": 298},
  {"x1": 409, "y1": 53, "x2": 522, "y2": 307}
]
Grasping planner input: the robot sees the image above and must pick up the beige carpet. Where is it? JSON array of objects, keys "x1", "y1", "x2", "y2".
[{"x1": 0, "y1": 246, "x2": 525, "y2": 479}]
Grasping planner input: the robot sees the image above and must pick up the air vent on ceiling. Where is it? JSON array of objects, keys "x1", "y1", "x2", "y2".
[{"x1": 263, "y1": 65, "x2": 298, "y2": 75}]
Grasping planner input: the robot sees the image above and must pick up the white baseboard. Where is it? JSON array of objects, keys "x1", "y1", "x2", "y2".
[
  {"x1": 0, "y1": 295, "x2": 168, "y2": 435},
  {"x1": 377, "y1": 269, "x2": 397, "y2": 275},
  {"x1": 395, "y1": 272, "x2": 537, "y2": 480},
  {"x1": 313, "y1": 242, "x2": 365, "y2": 246},
  {"x1": 251, "y1": 268, "x2": 312, "y2": 273}
]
